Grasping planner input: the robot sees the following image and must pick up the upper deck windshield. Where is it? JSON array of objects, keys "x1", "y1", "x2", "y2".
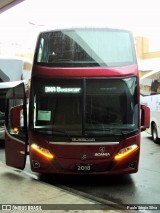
[
  {"x1": 35, "y1": 28, "x2": 136, "y2": 67},
  {"x1": 30, "y1": 77, "x2": 139, "y2": 138}
]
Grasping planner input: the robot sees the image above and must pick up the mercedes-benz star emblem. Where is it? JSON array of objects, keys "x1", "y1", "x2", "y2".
[
  {"x1": 99, "y1": 147, "x2": 105, "y2": 153},
  {"x1": 81, "y1": 154, "x2": 87, "y2": 160}
]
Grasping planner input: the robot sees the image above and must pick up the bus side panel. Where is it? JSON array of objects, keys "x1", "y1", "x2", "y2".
[{"x1": 141, "y1": 94, "x2": 160, "y2": 139}]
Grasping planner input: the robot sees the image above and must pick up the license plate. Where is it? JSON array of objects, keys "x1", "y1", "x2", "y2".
[{"x1": 75, "y1": 164, "x2": 93, "y2": 172}]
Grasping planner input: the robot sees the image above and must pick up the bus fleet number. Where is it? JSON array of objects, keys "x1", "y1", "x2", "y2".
[{"x1": 76, "y1": 164, "x2": 92, "y2": 171}]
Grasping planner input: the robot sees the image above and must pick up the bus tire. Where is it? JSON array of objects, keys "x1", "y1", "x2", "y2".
[{"x1": 152, "y1": 123, "x2": 160, "y2": 144}]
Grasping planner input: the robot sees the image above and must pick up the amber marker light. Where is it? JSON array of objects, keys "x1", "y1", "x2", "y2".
[
  {"x1": 31, "y1": 144, "x2": 54, "y2": 159},
  {"x1": 114, "y1": 144, "x2": 138, "y2": 160},
  {"x1": 11, "y1": 127, "x2": 19, "y2": 134}
]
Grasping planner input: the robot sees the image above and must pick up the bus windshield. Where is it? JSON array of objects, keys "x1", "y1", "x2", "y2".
[
  {"x1": 35, "y1": 28, "x2": 136, "y2": 67},
  {"x1": 31, "y1": 76, "x2": 138, "y2": 137}
]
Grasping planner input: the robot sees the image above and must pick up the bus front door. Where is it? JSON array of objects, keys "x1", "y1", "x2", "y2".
[{"x1": 5, "y1": 82, "x2": 28, "y2": 170}]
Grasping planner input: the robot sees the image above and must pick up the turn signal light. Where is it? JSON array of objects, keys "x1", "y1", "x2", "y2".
[
  {"x1": 31, "y1": 144, "x2": 54, "y2": 159},
  {"x1": 114, "y1": 144, "x2": 138, "y2": 160},
  {"x1": 11, "y1": 127, "x2": 19, "y2": 134}
]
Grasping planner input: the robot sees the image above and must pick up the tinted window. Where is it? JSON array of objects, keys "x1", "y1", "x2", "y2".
[
  {"x1": 31, "y1": 77, "x2": 138, "y2": 137},
  {"x1": 36, "y1": 28, "x2": 136, "y2": 67}
]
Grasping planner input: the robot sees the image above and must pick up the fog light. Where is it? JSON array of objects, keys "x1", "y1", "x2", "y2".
[
  {"x1": 129, "y1": 161, "x2": 137, "y2": 168},
  {"x1": 114, "y1": 144, "x2": 138, "y2": 160},
  {"x1": 31, "y1": 144, "x2": 54, "y2": 159}
]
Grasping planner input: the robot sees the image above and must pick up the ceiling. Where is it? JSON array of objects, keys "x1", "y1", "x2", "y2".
[{"x1": 0, "y1": 0, "x2": 24, "y2": 13}]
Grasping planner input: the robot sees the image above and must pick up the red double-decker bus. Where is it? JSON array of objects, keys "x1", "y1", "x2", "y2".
[{"x1": 5, "y1": 28, "x2": 150, "y2": 174}]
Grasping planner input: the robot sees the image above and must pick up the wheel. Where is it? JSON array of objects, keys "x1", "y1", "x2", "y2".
[{"x1": 152, "y1": 123, "x2": 160, "y2": 144}]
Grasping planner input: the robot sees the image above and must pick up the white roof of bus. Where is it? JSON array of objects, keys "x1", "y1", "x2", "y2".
[
  {"x1": 0, "y1": 56, "x2": 32, "y2": 64},
  {"x1": 0, "y1": 80, "x2": 26, "y2": 89},
  {"x1": 141, "y1": 69, "x2": 160, "y2": 80}
]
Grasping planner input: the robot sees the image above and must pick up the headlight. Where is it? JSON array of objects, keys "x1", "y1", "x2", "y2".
[
  {"x1": 114, "y1": 144, "x2": 138, "y2": 160},
  {"x1": 31, "y1": 144, "x2": 54, "y2": 159}
]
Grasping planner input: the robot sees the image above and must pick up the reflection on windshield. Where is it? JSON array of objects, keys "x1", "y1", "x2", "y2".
[
  {"x1": 31, "y1": 77, "x2": 138, "y2": 137},
  {"x1": 36, "y1": 28, "x2": 135, "y2": 67}
]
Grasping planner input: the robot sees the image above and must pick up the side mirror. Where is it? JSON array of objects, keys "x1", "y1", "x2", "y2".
[
  {"x1": 10, "y1": 105, "x2": 23, "y2": 130},
  {"x1": 140, "y1": 104, "x2": 150, "y2": 132}
]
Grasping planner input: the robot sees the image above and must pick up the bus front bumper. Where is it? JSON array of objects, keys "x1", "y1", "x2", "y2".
[{"x1": 30, "y1": 146, "x2": 140, "y2": 175}]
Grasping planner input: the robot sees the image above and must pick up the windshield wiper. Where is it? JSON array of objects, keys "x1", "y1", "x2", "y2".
[
  {"x1": 111, "y1": 128, "x2": 139, "y2": 139},
  {"x1": 110, "y1": 129, "x2": 126, "y2": 139},
  {"x1": 34, "y1": 126, "x2": 71, "y2": 141},
  {"x1": 51, "y1": 128, "x2": 71, "y2": 140},
  {"x1": 85, "y1": 127, "x2": 126, "y2": 138}
]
